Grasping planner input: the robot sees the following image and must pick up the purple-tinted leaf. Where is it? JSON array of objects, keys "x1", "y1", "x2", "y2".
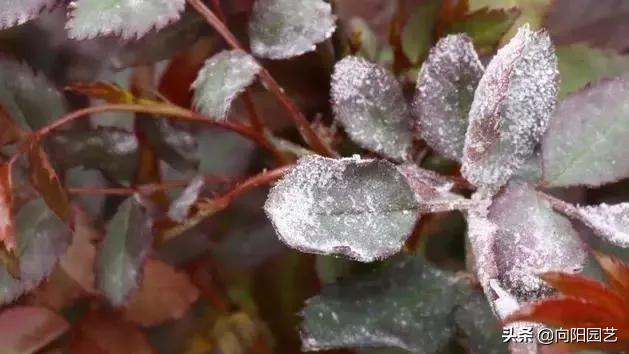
[
  {"x1": 414, "y1": 34, "x2": 484, "y2": 161},
  {"x1": 462, "y1": 25, "x2": 558, "y2": 192},
  {"x1": 488, "y1": 182, "x2": 586, "y2": 304},
  {"x1": 66, "y1": 0, "x2": 186, "y2": 40},
  {"x1": 542, "y1": 76, "x2": 629, "y2": 187},
  {"x1": 397, "y1": 164, "x2": 477, "y2": 212},
  {"x1": 168, "y1": 176, "x2": 204, "y2": 223},
  {"x1": 264, "y1": 156, "x2": 419, "y2": 262},
  {"x1": 249, "y1": 0, "x2": 337, "y2": 59},
  {"x1": 0, "y1": 306, "x2": 69, "y2": 354},
  {"x1": 545, "y1": 0, "x2": 629, "y2": 52},
  {"x1": 574, "y1": 203, "x2": 629, "y2": 248},
  {"x1": 301, "y1": 255, "x2": 470, "y2": 352},
  {"x1": 0, "y1": 0, "x2": 58, "y2": 29},
  {"x1": 332, "y1": 56, "x2": 413, "y2": 161},
  {"x1": 96, "y1": 196, "x2": 152, "y2": 306},
  {"x1": 0, "y1": 198, "x2": 72, "y2": 305}
]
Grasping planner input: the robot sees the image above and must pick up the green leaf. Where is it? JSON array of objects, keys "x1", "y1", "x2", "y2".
[
  {"x1": 557, "y1": 43, "x2": 629, "y2": 98},
  {"x1": 139, "y1": 119, "x2": 199, "y2": 173},
  {"x1": 462, "y1": 25, "x2": 558, "y2": 193},
  {"x1": 0, "y1": 306, "x2": 69, "y2": 354},
  {"x1": 0, "y1": 58, "x2": 67, "y2": 130},
  {"x1": 45, "y1": 127, "x2": 139, "y2": 182},
  {"x1": 454, "y1": 292, "x2": 509, "y2": 354},
  {"x1": 66, "y1": 0, "x2": 186, "y2": 40},
  {"x1": 192, "y1": 50, "x2": 261, "y2": 120},
  {"x1": 401, "y1": 0, "x2": 441, "y2": 64},
  {"x1": 414, "y1": 34, "x2": 484, "y2": 161},
  {"x1": 542, "y1": 76, "x2": 629, "y2": 187},
  {"x1": 447, "y1": 7, "x2": 520, "y2": 54},
  {"x1": 301, "y1": 255, "x2": 471, "y2": 352},
  {"x1": 97, "y1": 197, "x2": 152, "y2": 306},
  {"x1": 249, "y1": 0, "x2": 337, "y2": 59},
  {"x1": 0, "y1": 198, "x2": 72, "y2": 305},
  {"x1": 264, "y1": 156, "x2": 419, "y2": 262},
  {"x1": 0, "y1": 0, "x2": 58, "y2": 29},
  {"x1": 331, "y1": 56, "x2": 413, "y2": 161}
]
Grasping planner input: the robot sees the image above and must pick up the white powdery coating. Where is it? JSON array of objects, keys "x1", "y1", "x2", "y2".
[
  {"x1": 192, "y1": 50, "x2": 261, "y2": 120},
  {"x1": 0, "y1": 0, "x2": 57, "y2": 29},
  {"x1": 66, "y1": 0, "x2": 185, "y2": 40},
  {"x1": 397, "y1": 163, "x2": 478, "y2": 213},
  {"x1": 331, "y1": 56, "x2": 413, "y2": 161},
  {"x1": 462, "y1": 24, "x2": 558, "y2": 192},
  {"x1": 577, "y1": 203, "x2": 629, "y2": 247},
  {"x1": 264, "y1": 155, "x2": 419, "y2": 262},
  {"x1": 249, "y1": 0, "x2": 336, "y2": 59},
  {"x1": 168, "y1": 176, "x2": 205, "y2": 222},
  {"x1": 542, "y1": 76, "x2": 629, "y2": 187},
  {"x1": 489, "y1": 182, "x2": 586, "y2": 303},
  {"x1": 414, "y1": 34, "x2": 484, "y2": 161}
]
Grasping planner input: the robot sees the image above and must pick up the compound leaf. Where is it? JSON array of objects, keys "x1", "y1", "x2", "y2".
[{"x1": 0, "y1": 0, "x2": 58, "y2": 29}]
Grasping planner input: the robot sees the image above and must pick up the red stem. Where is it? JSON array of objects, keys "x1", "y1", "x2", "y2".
[{"x1": 186, "y1": 0, "x2": 337, "y2": 158}]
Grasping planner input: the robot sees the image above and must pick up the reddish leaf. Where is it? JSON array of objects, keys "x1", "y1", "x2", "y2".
[
  {"x1": 0, "y1": 306, "x2": 69, "y2": 354},
  {"x1": 65, "y1": 82, "x2": 136, "y2": 104},
  {"x1": 540, "y1": 272, "x2": 628, "y2": 317},
  {"x1": 0, "y1": 164, "x2": 15, "y2": 251},
  {"x1": 70, "y1": 312, "x2": 154, "y2": 354},
  {"x1": 28, "y1": 143, "x2": 72, "y2": 226},
  {"x1": 124, "y1": 259, "x2": 199, "y2": 327},
  {"x1": 504, "y1": 298, "x2": 620, "y2": 328},
  {"x1": 593, "y1": 251, "x2": 629, "y2": 297}
]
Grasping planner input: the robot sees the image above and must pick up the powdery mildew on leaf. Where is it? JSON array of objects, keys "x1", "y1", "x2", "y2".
[
  {"x1": 0, "y1": 198, "x2": 71, "y2": 305},
  {"x1": 301, "y1": 255, "x2": 470, "y2": 353},
  {"x1": 192, "y1": 50, "x2": 261, "y2": 120},
  {"x1": 576, "y1": 203, "x2": 629, "y2": 248},
  {"x1": 542, "y1": 76, "x2": 629, "y2": 187},
  {"x1": 462, "y1": 25, "x2": 558, "y2": 192},
  {"x1": 66, "y1": 0, "x2": 186, "y2": 40},
  {"x1": 168, "y1": 176, "x2": 204, "y2": 222},
  {"x1": 397, "y1": 164, "x2": 478, "y2": 212},
  {"x1": 97, "y1": 196, "x2": 153, "y2": 306},
  {"x1": 488, "y1": 182, "x2": 586, "y2": 303},
  {"x1": 331, "y1": 56, "x2": 413, "y2": 161},
  {"x1": 249, "y1": 0, "x2": 337, "y2": 59},
  {"x1": 414, "y1": 34, "x2": 484, "y2": 161},
  {"x1": 0, "y1": 0, "x2": 58, "y2": 29},
  {"x1": 264, "y1": 156, "x2": 419, "y2": 262}
]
